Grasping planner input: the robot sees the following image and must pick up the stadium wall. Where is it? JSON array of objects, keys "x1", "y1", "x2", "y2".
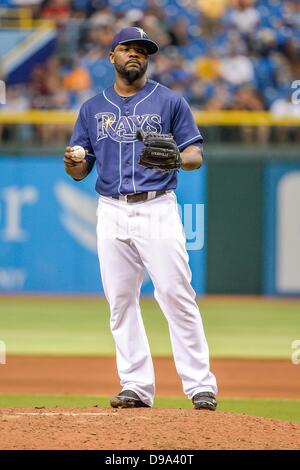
[
  {"x1": 0, "y1": 156, "x2": 206, "y2": 294},
  {"x1": 0, "y1": 151, "x2": 299, "y2": 295}
]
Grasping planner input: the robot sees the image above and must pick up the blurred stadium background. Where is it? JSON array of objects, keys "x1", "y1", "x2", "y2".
[{"x1": 0, "y1": 0, "x2": 299, "y2": 423}]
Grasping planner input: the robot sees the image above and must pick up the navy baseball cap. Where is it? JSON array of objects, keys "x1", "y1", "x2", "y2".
[{"x1": 111, "y1": 27, "x2": 159, "y2": 55}]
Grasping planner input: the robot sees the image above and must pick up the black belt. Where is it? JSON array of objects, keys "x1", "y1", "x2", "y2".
[{"x1": 111, "y1": 190, "x2": 167, "y2": 203}]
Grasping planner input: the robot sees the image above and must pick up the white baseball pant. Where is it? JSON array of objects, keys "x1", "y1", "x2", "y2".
[{"x1": 96, "y1": 191, "x2": 217, "y2": 406}]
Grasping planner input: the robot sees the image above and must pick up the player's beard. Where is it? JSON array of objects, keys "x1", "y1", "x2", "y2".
[{"x1": 115, "y1": 60, "x2": 148, "y2": 83}]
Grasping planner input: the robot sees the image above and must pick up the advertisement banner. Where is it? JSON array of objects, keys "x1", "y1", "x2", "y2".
[
  {"x1": 0, "y1": 156, "x2": 206, "y2": 294},
  {"x1": 264, "y1": 163, "x2": 300, "y2": 295}
]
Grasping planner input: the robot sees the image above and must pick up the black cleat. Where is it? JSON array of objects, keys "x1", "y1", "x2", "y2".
[
  {"x1": 110, "y1": 390, "x2": 150, "y2": 408},
  {"x1": 192, "y1": 392, "x2": 217, "y2": 411}
]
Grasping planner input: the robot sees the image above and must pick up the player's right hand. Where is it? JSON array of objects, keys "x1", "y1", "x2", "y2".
[{"x1": 64, "y1": 146, "x2": 86, "y2": 167}]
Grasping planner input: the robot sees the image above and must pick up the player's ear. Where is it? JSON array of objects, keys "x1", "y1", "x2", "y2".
[{"x1": 109, "y1": 52, "x2": 115, "y2": 64}]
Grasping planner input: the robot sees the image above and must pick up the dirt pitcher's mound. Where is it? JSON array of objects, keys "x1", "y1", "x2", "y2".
[{"x1": 0, "y1": 408, "x2": 299, "y2": 450}]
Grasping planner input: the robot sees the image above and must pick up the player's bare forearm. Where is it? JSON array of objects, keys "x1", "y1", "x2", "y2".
[
  {"x1": 180, "y1": 145, "x2": 203, "y2": 170},
  {"x1": 64, "y1": 159, "x2": 90, "y2": 180}
]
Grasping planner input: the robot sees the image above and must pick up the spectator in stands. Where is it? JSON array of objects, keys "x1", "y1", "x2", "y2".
[
  {"x1": 41, "y1": 0, "x2": 71, "y2": 22},
  {"x1": 63, "y1": 58, "x2": 92, "y2": 107},
  {"x1": 196, "y1": 0, "x2": 228, "y2": 37},
  {"x1": 194, "y1": 50, "x2": 221, "y2": 82},
  {"x1": 225, "y1": 0, "x2": 260, "y2": 36},
  {"x1": 219, "y1": 36, "x2": 255, "y2": 86},
  {"x1": 230, "y1": 84, "x2": 269, "y2": 144},
  {"x1": 1, "y1": 0, "x2": 299, "y2": 145},
  {"x1": 168, "y1": 18, "x2": 190, "y2": 47},
  {"x1": 270, "y1": 91, "x2": 300, "y2": 143}
]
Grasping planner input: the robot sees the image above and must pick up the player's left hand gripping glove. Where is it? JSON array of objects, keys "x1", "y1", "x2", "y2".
[{"x1": 136, "y1": 129, "x2": 182, "y2": 172}]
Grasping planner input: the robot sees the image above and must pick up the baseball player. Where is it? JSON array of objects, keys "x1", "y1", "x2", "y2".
[{"x1": 64, "y1": 27, "x2": 217, "y2": 410}]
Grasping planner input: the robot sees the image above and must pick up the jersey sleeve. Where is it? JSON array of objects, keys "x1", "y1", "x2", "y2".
[
  {"x1": 171, "y1": 96, "x2": 203, "y2": 151},
  {"x1": 70, "y1": 105, "x2": 96, "y2": 174}
]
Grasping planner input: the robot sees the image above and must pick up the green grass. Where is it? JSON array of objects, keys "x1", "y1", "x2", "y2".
[
  {"x1": 0, "y1": 296, "x2": 299, "y2": 358},
  {"x1": 0, "y1": 393, "x2": 299, "y2": 423}
]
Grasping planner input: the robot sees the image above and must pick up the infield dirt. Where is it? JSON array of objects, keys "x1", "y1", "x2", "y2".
[
  {"x1": 1, "y1": 356, "x2": 300, "y2": 450},
  {"x1": 0, "y1": 356, "x2": 299, "y2": 398}
]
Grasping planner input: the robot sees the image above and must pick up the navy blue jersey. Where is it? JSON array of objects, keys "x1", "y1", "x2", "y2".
[{"x1": 70, "y1": 79, "x2": 203, "y2": 196}]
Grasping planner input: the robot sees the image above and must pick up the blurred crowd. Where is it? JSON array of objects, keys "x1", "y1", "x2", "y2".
[{"x1": 1, "y1": 0, "x2": 300, "y2": 144}]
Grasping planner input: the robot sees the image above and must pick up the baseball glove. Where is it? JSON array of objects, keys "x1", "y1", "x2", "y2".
[{"x1": 136, "y1": 129, "x2": 182, "y2": 172}]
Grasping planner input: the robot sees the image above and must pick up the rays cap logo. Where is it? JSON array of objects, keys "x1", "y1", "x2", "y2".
[{"x1": 111, "y1": 27, "x2": 159, "y2": 55}]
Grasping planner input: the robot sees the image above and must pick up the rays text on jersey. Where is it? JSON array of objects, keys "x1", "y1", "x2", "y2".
[{"x1": 95, "y1": 112, "x2": 162, "y2": 142}]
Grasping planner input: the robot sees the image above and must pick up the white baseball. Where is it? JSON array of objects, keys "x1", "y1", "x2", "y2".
[{"x1": 71, "y1": 145, "x2": 86, "y2": 162}]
